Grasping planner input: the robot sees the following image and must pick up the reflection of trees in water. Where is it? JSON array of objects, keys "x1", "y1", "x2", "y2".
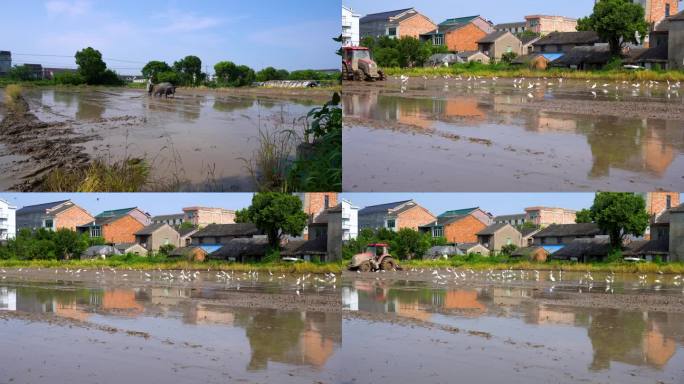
[
  {"x1": 234, "y1": 308, "x2": 340, "y2": 371},
  {"x1": 14, "y1": 286, "x2": 101, "y2": 313},
  {"x1": 588, "y1": 310, "x2": 645, "y2": 371},
  {"x1": 213, "y1": 97, "x2": 254, "y2": 113}
]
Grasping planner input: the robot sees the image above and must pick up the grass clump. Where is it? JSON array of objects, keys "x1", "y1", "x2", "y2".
[
  {"x1": 41, "y1": 157, "x2": 150, "y2": 192},
  {"x1": 3, "y1": 84, "x2": 22, "y2": 106}
]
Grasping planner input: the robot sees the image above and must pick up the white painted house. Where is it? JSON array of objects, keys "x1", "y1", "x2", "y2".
[
  {"x1": 342, "y1": 5, "x2": 361, "y2": 46},
  {"x1": 0, "y1": 198, "x2": 17, "y2": 242},
  {"x1": 341, "y1": 199, "x2": 359, "y2": 241}
]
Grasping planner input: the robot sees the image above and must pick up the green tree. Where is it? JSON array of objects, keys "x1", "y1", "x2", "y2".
[
  {"x1": 256, "y1": 66, "x2": 289, "y2": 82},
  {"x1": 589, "y1": 192, "x2": 649, "y2": 247},
  {"x1": 500, "y1": 244, "x2": 518, "y2": 256},
  {"x1": 214, "y1": 61, "x2": 256, "y2": 86},
  {"x1": 142, "y1": 60, "x2": 172, "y2": 82},
  {"x1": 173, "y1": 55, "x2": 203, "y2": 85},
  {"x1": 179, "y1": 221, "x2": 196, "y2": 230},
  {"x1": 577, "y1": 0, "x2": 648, "y2": 56},
  {"x1": 53, "y1": 229, "x2": 89, "y2": 260},
  {"x1": 75, "y1": 47, "x2": 107, "y2": 84},
  {"x1": 235, "y1": 193, "x2": 308, "y2": 248},
  {"x1": 576, "y1": 209, "x2": 593, "y2": 223},
  {"x1": 396, "y1": 36, "x2": 432, "y2": 67},
  {"x1": 157, "y1": 71, "x2": 182, "y2": 85},
  {"x1": 501, "y1": 52, "x2": 518, "y2": 64},
  {"x1": 390, "y1": 228, "x2": 431, "y2": 260},
  {"x1": 8, "y1": 65, "x2": 35, "y2": 81}
]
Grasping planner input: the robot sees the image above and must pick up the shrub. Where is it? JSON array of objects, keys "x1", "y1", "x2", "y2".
[{"x1": 53, "y1": 72, "x2": 86, "y2": 85}]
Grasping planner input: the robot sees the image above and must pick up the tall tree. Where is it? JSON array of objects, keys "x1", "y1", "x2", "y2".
[
  {"x1": 75, "y1": 47, "x2": 107, "y2": 84},
  {"x1": 577, "y1": 0, "x2": 648, "y2": 55},
  {"x1": 589, "y1": 192, "x2": 649, "y2": 247},
  {"x1": 575, "y1": 209, "x2": 593, "y2": 223},
  {"x1": 235, "y1": 193, "x2": 308, "y2": 248},
  {"x1": 142, "y1": 60, "x2": 172, "y2": 82},
  {"x1": 173, "y1": 55, "x2": 203, "y2": 85}
]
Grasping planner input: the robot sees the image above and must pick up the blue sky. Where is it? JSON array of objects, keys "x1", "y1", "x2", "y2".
[
  {"x1": 1, "y1": 0, "x2": 339, "y2": 75},
  {"x1": 344, "y1": 0, "x2": 599, "y2": 24},
  {"x1": 1, "y1": 193, "x2": 254, "y2": 216},
  {"x1": 341, "y1": 193, "x2": 595, "y2": 217}
]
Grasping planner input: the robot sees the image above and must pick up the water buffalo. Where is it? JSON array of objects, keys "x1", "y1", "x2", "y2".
[{"x1": 153, "y1": 82, "x2": 176, "y2": 98}]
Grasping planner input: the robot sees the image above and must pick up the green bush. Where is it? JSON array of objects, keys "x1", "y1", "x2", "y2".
[
  {"x1": 157, "y1": 71, "x2": 182, "y2": 85},
  {"x1": 53, "y1": 71, "x2": 86, "y2": 85}
]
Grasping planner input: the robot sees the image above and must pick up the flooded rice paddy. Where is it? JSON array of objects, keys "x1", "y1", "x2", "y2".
[
  {"x1": 340, "y1": 269, "x2": 684, "y2": 384},
  {"x1": 343, "y1": 78, "x2": 684, "y2": 192},
  {"x1": 0, "y1": 87, "x2": 325, "y2": 191},
  {"x1": 0, "y1": 268, "x2": 341, "y2": 384}
]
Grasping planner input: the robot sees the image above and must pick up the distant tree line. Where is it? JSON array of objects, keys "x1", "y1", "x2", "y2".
[{"x1": 360, "y1": 36, "x2": 448, "y2": 68}]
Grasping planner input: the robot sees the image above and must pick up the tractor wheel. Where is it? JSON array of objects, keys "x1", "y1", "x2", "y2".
[
  {"x1": 353, "y1": 70, "x2": 364, "y2": 82},
  {"x1": 359, "y1": 261, "x2": 371, "y2": 272},
  {"x1": 381, "y1": 258, "x2": 396, "y2": 271},
  {"x1": 378, "y1": 70, "x2": 386, "y2": 81}
]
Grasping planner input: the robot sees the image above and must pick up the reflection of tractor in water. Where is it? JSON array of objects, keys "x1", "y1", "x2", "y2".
[
  {"x1": 342, "y1": 47, "x2": 386, "y2": 81},
  {"x1": 348, "y1": 243, "x2": 401, "y2": 272}
]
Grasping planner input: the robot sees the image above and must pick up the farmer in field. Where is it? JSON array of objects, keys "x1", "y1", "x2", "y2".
[{"x1": 147, "y1": 76, "x2": 154, "y2": 96}]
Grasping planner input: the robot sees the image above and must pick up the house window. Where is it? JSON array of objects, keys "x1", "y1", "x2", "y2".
[
  {"x1": 434, "y1": 35, "x2": 444, "y2": 46},
  {"x1": 386, "y1": 219, "x2": 396, "y2": 229},
  {"x1": 506, "y1": 237, "x2": 512, "y2": 245},
  {"x1": 666, "y1": 4, "x2": 671, "y2": 17},
  {"x1": 506, "y1": 46, "x2": 513, "y2": 53},
  {"x1": 44, "y1": 219, "x2": 54, "y2": 229},
  {"x1": 433, "y1": 227, "x2": 444, "y2": 238},
  {"x1": 324, "y1": 195, "x2": 330, "y2": 209},
  {"x1": 91, "y1": 227, "x2": 101, "y2": 238},
  {"x1": 667, "y1": 195, "x2": 672, "y2": 209},
  {"x1": 388, "y1": 27, "x2": 397, "y2": 37}
]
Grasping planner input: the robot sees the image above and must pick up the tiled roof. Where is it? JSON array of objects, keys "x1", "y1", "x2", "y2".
[
  {"x1": 360, "y1": 8, "x2": 414, "y2": 23},
  {"x1": 17, "y1": 200, "x2": 70, "y2": 215},
  {"x1": 476, "y1": 223, "x2": 512, "y2": 236},
  {"x1": 134, "y1": 223, "x2": 175, "y2": 236},
  {"x1": 535, "y1": 223, "x2": 602, "y2": 238},
  {"x1": 358, "y1": 200, "x2": 413, "y2": 215},
  {"x1": 192, "y1": 223, "x2": 260, "y2": 238},
  {"x1": 534, "y1": 31, "x2": 600, "y2": 46}
]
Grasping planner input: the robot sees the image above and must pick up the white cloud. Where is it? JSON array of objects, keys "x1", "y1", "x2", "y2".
[
  {"x1": 45, "y1": 0, "x2": 91, "y2": 17},
  {"x1": 151, "y1": 10, "x2": 230, "y2": 33}
]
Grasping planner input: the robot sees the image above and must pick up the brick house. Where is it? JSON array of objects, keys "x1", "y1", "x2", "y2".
[
  {"x1": 421, "y1": 16, "x2": 494, "y2": 52},
  {"x1": 134, "y1": 223, "x2": 181, "y2": 252},
  {"x1": 476, "y1": 223, "x2": 523, "y2": 252},
  {"x1": 524, "y1": 15, "x2": 577, "y2": 35},
  {"x1": 532, "y1": 223, "x2": 603, "y2": 246},
  {"x1": 182, "y1": 207, "x2": 235, "y2": 228},
  {"x1": 190, "y1": 223, "x2": 261, "y2": 245},
  {"x1": 77, "y1": 214, "x2": 146, "y2": 245},
  {"x1": 633, "y1": 0, "x2": 679, "y2": 25},
  {"x1": 16, "y1": 200, "x2": 93, "y2": 232},
  {"x1": 359, "y1": 8, "x2": 436, "y2": 39},
  {"x1": 532, "y1": 31, "x2": 601, "y2": 53},
  {"x1": 524, "y1": 207, "x2": 577, "y2": 227},
  {"x1": 477, "y1": 31, "x2": 523, "y2": 60},
  {"x1": 419, "y1": 208, "x2": 493, "y2": 244},
  {"x1": 358, "y1": 200, "x2": 435, "y2": 232}
]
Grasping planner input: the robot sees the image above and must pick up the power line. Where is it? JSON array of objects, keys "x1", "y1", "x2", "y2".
[{"x1": 12, "y1": 53, "x2": 146, "y2": 64}]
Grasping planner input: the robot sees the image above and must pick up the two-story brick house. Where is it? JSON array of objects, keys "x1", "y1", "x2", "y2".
[
  {"x1": 419, "y1": 208, "x2": 493, "y2": 244},
  {"x1": 421, "y1": 15, "x2": 494, "y2": 52},
  {"x1": 358, "y1": 200, "x2": 435, "y2": 232},
  {"x1": 76, "y1": 207, "x2": 150, "y2": 244},
  {"x1": 360, "y1": 8, "x2": 436, "y2": 40},
  {"x1": 16, "y1": 200, "x2": 93, "y2": 232}
]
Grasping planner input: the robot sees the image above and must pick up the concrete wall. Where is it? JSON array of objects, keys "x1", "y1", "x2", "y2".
[
  {"x1": 490, "y1": 33, "x2": 523, "y2": 59},
  {"x1": 137, "y1": 225, "x2": 180, "y2": 252},
  {"x1": 360, "y1": 20, "x2": 390, "y2": 39},
  {"x1": 669, "y1": 211, "x2": 684, "y2": 262},
  {"x1": 341, "y1": 200, "x2": 358, "y2": 240},
  {"x1": 327, "y1": 212, "x2": 342, "y2": 262},
  {"x1": 493, "y1": 226, "x2": 523, "y2": 251},
  {"x1": 526, "y1": 16, "x2": 577, "y2": 35},
  {"x1": 669, "y1": 21, "x2": 684, "y2": 69},
  {"x1": 0, "y1": 200, "x2": 16, "y2": 241},
  {"x1": 342, "y1": 6, "x2": 361, "y2": 46}
]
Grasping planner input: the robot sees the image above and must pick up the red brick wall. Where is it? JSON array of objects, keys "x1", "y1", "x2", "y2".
[
  {"x1": 445, "y1": 23, "x2": 488, "y2": 52},
  {"x1": 398, "y1": 14, "x2": 436, "y2": 38},
  {"x1": 646, "y1": 192, "x2": 680, "y2": 215},
  {"x1": 647, "y1": 0, "x2": 679, "y2": 23},
  {"x1": 444, "y1": 215, "x2": 488, "y2": 244},
  {"x1": 304, "y1": 193, "x2": 338, "y2": 216},
  {"x1": 55, "y1": 206, "x2": 93, "y2": 231},
  {"x1": 103, "y1": 215, "x2": 145, "y2": 244},
  {"x1": 397, "y1": 206, "x2": 435, "y2": 230}
]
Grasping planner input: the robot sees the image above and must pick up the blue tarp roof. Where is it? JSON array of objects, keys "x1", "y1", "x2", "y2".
[
  {"x1": 198, "y1": 245, "x2": 223, "y2": 254},
  {"x1": 542, "y1": 53, "x2": 565, "y2": 62},
  {"x1": 541, "y1": 245, "x2": 565, "y2": 254}
]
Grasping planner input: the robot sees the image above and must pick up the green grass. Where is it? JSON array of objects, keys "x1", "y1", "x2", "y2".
[
  {"x1": 40, "y1": 157, "x2": 151, "y2": 192},
  {"x1": 382, "y1": 65, "x2": 684, "y2": 82},
  {"x1": 0, "y1": 258, "x2": 343, "y2": 274},
  {"x1": 399, "y1": 259, "x2": 684, "y2": 274},
  {"x1": 3, "y1": 84, "x2": 22, "y2": 104}
]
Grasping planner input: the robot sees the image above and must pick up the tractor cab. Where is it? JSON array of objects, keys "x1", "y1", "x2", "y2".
[{"x1": 342, "y1": 46, "x2": 386, "y2": 81}]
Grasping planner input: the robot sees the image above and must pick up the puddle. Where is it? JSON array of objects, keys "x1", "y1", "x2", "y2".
[
  {"x1": 343, "y1": 79, "x2": 684, "y2": 192},
  {"x1": 341, "y1": 272, "x2": 684, "y2": 384},
  {"x1": 0, "y1": 87, "x2": 324, "y2": 191},
  {"x1": 0, "y1": 269, "x2": 341, "y2": 383}
]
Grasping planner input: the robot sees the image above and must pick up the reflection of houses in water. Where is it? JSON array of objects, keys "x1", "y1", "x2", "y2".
[
  {"x1": 0, "y1": 287, "x2": 16, "y2": 311},
  {"x1": 535, "y1": 305, "x2": 576, "y2": 326}
]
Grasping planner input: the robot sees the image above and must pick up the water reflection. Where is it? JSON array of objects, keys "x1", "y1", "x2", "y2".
[
  {"x1": 343, "y1": 89, "x2": 684, "y2": 187},
  {"x1": 1, "y1": 284, "x2": 340, "y2": 371},
  {"x1": 343, "y1": 280, "x2": 684, "y2": 372}
]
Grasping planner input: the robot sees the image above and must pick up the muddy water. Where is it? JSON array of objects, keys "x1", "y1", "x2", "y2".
[
  {"x1": 0, "y1": 87, "x2": 320, "y2": 191},
  {"x1": 343, "y1": 79, "x2": 684, "y2": 192},
  {"x1": 341, "y1": 271, "x2": 684, "y2": 384},
  {"x1": 0, "y1": 269, "x2": 341, "y2": 384}
]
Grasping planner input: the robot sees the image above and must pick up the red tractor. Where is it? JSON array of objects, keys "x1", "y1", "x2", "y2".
[
  {"x1": 342, "y1": 46, "x2": 386, "y2": 81},
  {"x1": 348, "y1": 243, "x2": 400, "y2": 272}
]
